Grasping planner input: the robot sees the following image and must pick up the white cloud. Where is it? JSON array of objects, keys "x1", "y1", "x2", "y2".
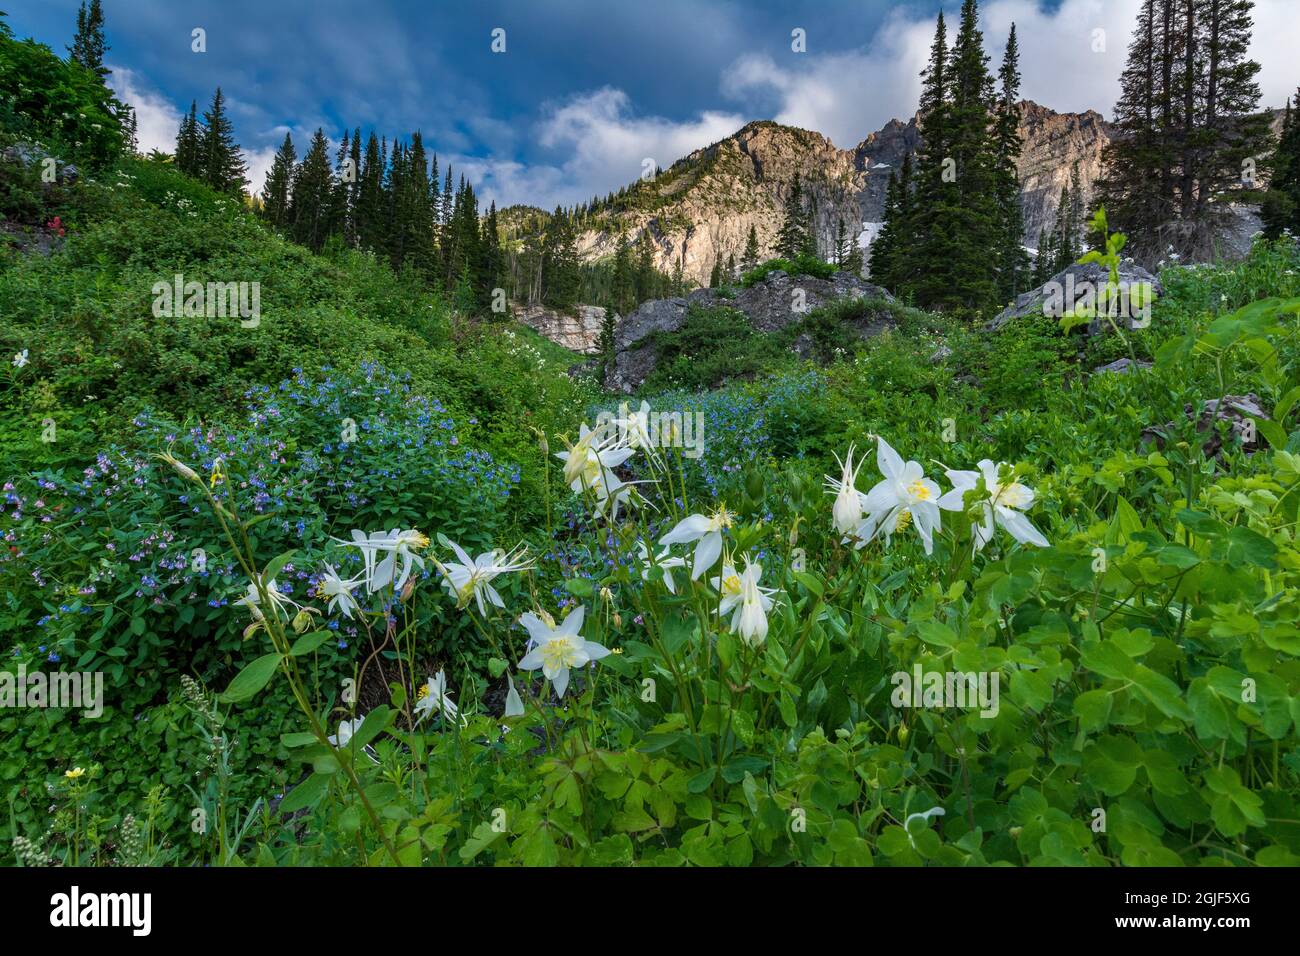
[
  {"x1": 467, "y1": 87, "x2": 746, "y2": 210},
  {"x1": 107, "y1": 65, "x2": 180, "y2": 156}
]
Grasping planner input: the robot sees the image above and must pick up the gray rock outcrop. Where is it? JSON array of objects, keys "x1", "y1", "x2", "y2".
[
  {"x1": 989, "y1": 261, "x2": 1164, "y2": 331},
  {"x1": 605, "y1": 270, "x2": 894, "y2": 392}
]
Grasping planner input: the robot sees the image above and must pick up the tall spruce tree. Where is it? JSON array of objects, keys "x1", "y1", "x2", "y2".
[
  {"x1": 68, "y1": 0, "x2": 108, "y2": 78},
  {"x1": 776, "y1": 173, "x2": 810, "y2": 259},
  {"x1": 741, "y1": 224, "x2": 761, "y2": 274},
  {"x1": 260, "y1": 132, "x2": 296, "y2": 229},
  {"x1": 1263, "y1": 90, "x2": 1300, "y2": 237},
  {"x1": 288, "y1": 128, "x2": 334, "y2": 251},
  {"x1": 198, "y1": 88, "x2": 247, "y2": 195},
  {"x1": 174, "y1": 101, "x2": 201, "y2": 176},
  {"x1": 1099, "y1": 0, "x2": 1269, "y2": 262},
  {"x1": 992, "y1": 24, "x2": 1028, "y2": 301},
  {"x1": 541, "y1": 207, "x2": 580, "y2": 310}
]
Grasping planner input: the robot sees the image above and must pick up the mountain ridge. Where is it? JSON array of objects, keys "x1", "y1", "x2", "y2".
[{"x1": 571, "y1": 99, "x2": 1113, "y2": 286}]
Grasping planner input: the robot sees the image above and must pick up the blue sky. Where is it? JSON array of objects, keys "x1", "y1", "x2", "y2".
[{"x1": 10, "y1": 1, "x2": 1300, "y2": 208}]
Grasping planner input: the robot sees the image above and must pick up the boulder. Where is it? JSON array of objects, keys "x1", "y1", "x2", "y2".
[
  {"x1": 989, "y1": 261, "x2": 1163, "y2": 331},
  {"x1": 606, "y1": 269, "x2": 893, "y2": 392},
  {"x1": 1141, "y1": 393, "x2": 1270, "y2": 457},
  {"x1": 1092, "y1": 357, "x2": 1152, "y2": 376}
]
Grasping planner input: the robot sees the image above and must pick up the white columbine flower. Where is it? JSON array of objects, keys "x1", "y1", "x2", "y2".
[
  {"x1": 336, "y1": 528, "x2": 429, "y2": 593},
  {"x1": 636, "y1": 540, "x2": 686, "y2": 593},
  {"x1": 938, "y1": 460, "x2": 1049, "y2": 551},
  {"x1": 613, "y1": 400, "x2": 655, "y2": 451},
  {"x1": 12, "y1": 349, "x2": 29, "y2": 368},
  {"x1": 436, "y1": 540, "x2": 533, "y2": 616},
  {"x1": 734, "y1": 560, "x2": 775, "y2": 646},
  {"x1": 317, "y1": 564, "x2": 363, "y2": 619},
  {"x1": 556, "y1": 422, "x2": 642, "y2": 519},
  {"x1": 233, "y1": 575, "x2": 298, "y2": 622},
  {"x1": 557, "y1": 423, "x2": 635, "y2": 495},
  {"x1": 328, "y1": 716, "x2": 363, "y2": 747},
  {"x1": 824, "y1": 443, "x2": 865, "y2": 536},
  {"x1": 516, "y1": 605, "x2": 611, "y2": 698},
  {"x1": 414, "y1": 670, "x2": 466, "y2": 726},
  {"x1": 659, "y1": 505, "x2": 736, "y2": 579},
  {"x1": 855, "y1": 437, "x2": 945, "y2": 555}
]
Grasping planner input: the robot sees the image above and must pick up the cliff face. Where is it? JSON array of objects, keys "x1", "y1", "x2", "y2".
[{"x1": 575, "y1": 100, "x2": 1113, "y2": 286}]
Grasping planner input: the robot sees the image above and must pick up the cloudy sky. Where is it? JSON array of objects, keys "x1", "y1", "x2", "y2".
[{"x1": 11, "y1": 1, "x2": 1300, "y2": 209}]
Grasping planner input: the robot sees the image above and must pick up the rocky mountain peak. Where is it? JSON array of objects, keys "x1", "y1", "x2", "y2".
[{"x1": 573, "y1": 99, "x2": 1113, "y2": 287}]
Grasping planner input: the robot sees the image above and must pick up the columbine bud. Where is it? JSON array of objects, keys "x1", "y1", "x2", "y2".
[
  {"x1": 898, "y1": 724, "x2": 909, "y2": 745},
  {"x1": 400, "y1": 577, "x2": 415, "y2": 603},
  {"x1": 599, "y1": 586, "x2": 613, "y2": 604},
  {"x1": 291, "y1": 609, "x2": 314, "y2": 634},
  {"x1": 156, "y1": 451, "x2": 200, "y2": 483},
  {"x1": 613, "y1": 612, "x2": 622, "y2": 628}
]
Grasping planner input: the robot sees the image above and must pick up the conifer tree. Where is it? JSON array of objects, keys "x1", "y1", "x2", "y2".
[
  {"x1": 1263, "y1": 90, "x2": 1300, "y2": 238},
  {"x1": 288, "y1": 128, "x2": 334, "y2": 251},
  {"x1": 198, "y1": 88, "x2": 247, "y2": 195},
  {"x1": 741, "y1": 224, "x2": 761, "y2": 274},
  {"x1": 260, "y1": 132, "x2": 296, "y2": 229},
  {"x1": 635, "y1": 231, "x2": 658, "y2": 302},
  {"x1": 1099, "y1": 0, "x2": 1269, "y2": 261},
  {"x1": 68, "y1": 0, "x2": 108, "y2": 78},
  {"x1": 174, "y1": 101, "x2": 201, "y2": 176},
  {"x1": 541, "y1": 207, "x2": 580, "y2": 310},
  {"x1": 992, "y1": 24, "x2": 1028, "y2": 300},
  {"x1": 776, "y1": 173, "x2": 810, "y2": 259},
  {"x1": 611, "y1": 236, "x2": 635, "y2": 316}
]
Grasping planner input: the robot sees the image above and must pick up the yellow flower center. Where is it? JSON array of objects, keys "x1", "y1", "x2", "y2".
[
  {"x1": 722, "y1": 573, "x2": 742, "y2": 596},
  {"x1": 907, "y1": 479, "x2": 931, "y2": 501},
  {"x1": 541, "y1": 637, "x2": 581, "y2": 671},
  {"x1": 896, "y1": 509, "x2": 913, "y2": 531},
  {"x1": 709, "y1": 507, "x2": 735, "y2": 532}
]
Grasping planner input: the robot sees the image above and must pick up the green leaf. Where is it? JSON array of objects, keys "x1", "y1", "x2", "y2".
[
  {"x1": 278, "y1": 772, "x2": 329, "y2": 813},
  {"x1": 1072, "y1": 689, "x2": 1112, "y2": 733},
  {"x1": 687, "y1": 767, "x2": 716, "y2": 793},
  {"x1": 289, "y1": 629, "x2": 332, "y2": 656},
  {"x1": 220, "y1": 653, "x2": 284, "y2": 703}
]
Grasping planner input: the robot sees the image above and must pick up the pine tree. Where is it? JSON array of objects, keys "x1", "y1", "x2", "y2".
[
  {"x1": 905, "y1": 11, "x2": 957, "y2": 306},
  {"x1": 776, "y1": 173, "x2": 810, "y2": 259},
  {"x1": 288, "y1": 128, "x2": 334, "y2": 252},
  {"x1": 726, "y1": 253, "x2": 737, "y2": 283},
  {"x1": 936, "y1": 0, "x2": 999, "y2": 310},
  {"x1": 260, "y1": 133, "x2": 296, "y2": 229},
  {"x1": 708, "y1": 258, "x2": 721, "y2": 288},
  {"x1": 870, "y1": 170, "x2": 901, "y2": 287},
  {"x1": 635, "y1": 231, "x2": 658, "y2": 302},
  {"x1": 68, "y1": 0, "x2": 109, "y2": 79},
  {"x1": 992, "y1": 24, "x2": 1028, "y2": 301},
  {"x1": 541, "y1": 207, "x2": 580, "y2": 310},
  {"x1": 198, "y1": 88, "x2": 247, "y2": 195},
  {"x1": 174, "y1": 101, "x2": 201, "y2": 176},
  {"x1": 1099, "y1": 0, "x2": 1269, "y2": 262},
  {"x1": 356, "y1": 132, "x2": 383, "y2": 252},
  {"x1": 741, "y1": 224, "x2": 761, "y2": 274},
  {"x1": 1263, "y1": 90, "x2": 1300, "y2": 238},
  {"x1": 611, "y1": 236, "x2": 635, "y2": 316}
]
